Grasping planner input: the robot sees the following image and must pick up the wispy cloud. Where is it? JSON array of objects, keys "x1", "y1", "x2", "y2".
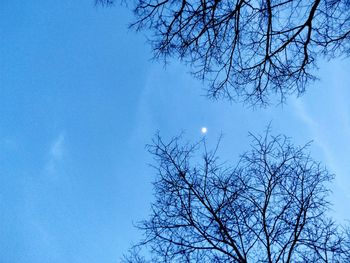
[
  {"x1": 45, "y1": 132, "x2": 65, "y2": 174},
  {"x1": 293, "y1": 100, "x2": 318, "y2": 128},
  {"x1": 293, "y1": 99, "x2": 336, "y2": 170},
  {"x1": 293, "y1": 99, "x2": 350, "y2": 222},
  {"x1": 50, "y1": 133, "x2": 64, "y2": 160}
]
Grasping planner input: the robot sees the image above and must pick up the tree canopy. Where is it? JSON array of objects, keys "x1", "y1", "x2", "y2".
[
  {"x1": 98, "y1": 0, "x2": 350, "y2": 105},
  {"x1": 122, "y1": 131, "x2": 349, "y2": 262}
]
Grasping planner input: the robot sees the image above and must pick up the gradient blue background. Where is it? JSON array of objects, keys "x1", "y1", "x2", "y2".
[{"x1": 1, "y1": 1, "x2": 350, "y2": 262}]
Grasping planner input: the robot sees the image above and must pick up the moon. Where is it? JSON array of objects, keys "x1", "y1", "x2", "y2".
[{"x1": 201, "y1": 127, "x2": 207, "y2": 134}]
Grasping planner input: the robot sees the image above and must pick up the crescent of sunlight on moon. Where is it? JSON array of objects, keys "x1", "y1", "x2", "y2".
[{"x1": 201, "y1": 127, "x2": 208, "y2": 134}]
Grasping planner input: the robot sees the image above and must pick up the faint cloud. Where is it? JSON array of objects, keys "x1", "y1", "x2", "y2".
[
  {"x1": 293, "y1": 99, "x2": 350, "y2": 221},
  {"x1": 292, "y1": 99, "x2": 336, "y2": 169},
  {"x1": 45, "y1": 132, "x2": 65, "y2": 174},
  {"x1": 293, "y1": 100, "x2": 318, "y2": 128},
  {"x1": 50, "y1": 133, "x2": 65, "y2": 160}
]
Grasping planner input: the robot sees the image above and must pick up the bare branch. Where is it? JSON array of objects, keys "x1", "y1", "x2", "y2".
[
  {"x1": 131, "y1": 0, "x2": 350, "y2": 105},
  {"x1": 125, "y1": 130, "x2": 350, "y2": 262}
]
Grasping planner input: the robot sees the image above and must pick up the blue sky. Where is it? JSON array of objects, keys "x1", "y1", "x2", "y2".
[{"x1": 1, "y1": 1, "x2": 350, "y2": 262}]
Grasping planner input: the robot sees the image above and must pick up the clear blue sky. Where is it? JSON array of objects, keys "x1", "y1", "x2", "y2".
[{"x1": 1, "y1": 1, "x2": 350, "y2": 262}]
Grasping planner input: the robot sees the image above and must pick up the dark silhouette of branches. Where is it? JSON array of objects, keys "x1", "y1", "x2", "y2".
[
  {"x1": 98, "y1": 0, "x2": 350, "y2": 105},
  {"x1": 123, "y1": 131, "x2": 349, "y2": 262},
  {"x1": 95, "y1": 0, "x2": 114, "y2": 6}
]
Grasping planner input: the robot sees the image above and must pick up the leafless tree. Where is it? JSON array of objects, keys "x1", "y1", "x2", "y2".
[
  {"x1": 122, "y1": 131, "x2": 349, "y2": 262},
  {"x1": 98, "y1": 0, "x2": 350, "y2": 105}
]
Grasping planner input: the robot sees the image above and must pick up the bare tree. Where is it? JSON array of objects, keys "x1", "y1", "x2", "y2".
[
  {"x1": 98, "y1": 0, "x2": 350, "y2": 105},
  {"x1": 123, "y1": 131, "x2": 349, "y2": 262}
]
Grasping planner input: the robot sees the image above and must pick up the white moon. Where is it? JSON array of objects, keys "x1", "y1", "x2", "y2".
[{"x1": 201, "y1": 127, "x2": 207, "y2": 134}]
